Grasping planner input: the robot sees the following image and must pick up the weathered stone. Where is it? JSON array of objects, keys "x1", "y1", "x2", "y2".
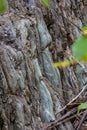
[
  {"x1": 33, "y1": 58, "x2": 55, "y2": 122},
  {"x1": 37, "y1": 8, "x2": 52, "y2": 50},
  {"x1": 15, "y1": 99, "x2": 25, "y2": 130},
  {"x1": 39, "y1": 81, "x2": 55, "y2": 122},
  {"x1": 0, "y1": 0, "x2": 87, "y2": 130},
  {"x1": 42, "y1": 48, "x2": 62, "y2": 94}
]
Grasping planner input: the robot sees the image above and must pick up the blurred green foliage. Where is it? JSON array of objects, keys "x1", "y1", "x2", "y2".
[
  {"x1": 0, "y1": 0, "x2": 8, "y2": 15},
  {"x1": 41, "y1": 0, "x2": 50, "y2": 8}
]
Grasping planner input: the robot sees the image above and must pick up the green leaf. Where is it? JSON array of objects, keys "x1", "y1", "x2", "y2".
[
  {"x1": 78, "y1": 102, "x2": 87, "y2": 113},
  {"x1": 0, "y1": 0, "x2": 8, "y2": 15},
  {"x1": 41, "y1": 0, "x2": 50, "y2": 8},
  {"x1": 82, "y1": 26, "x2": 87, "y2": 32},
  {"x1": 82, "y1": 26, "x2": 87, "y2": 36},
  {"x1": 71, "y1": 36, "x2": 87, "y2": 61}
]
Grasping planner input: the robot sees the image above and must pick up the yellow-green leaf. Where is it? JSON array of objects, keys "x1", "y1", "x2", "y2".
[
  {"x1": 53, "y1": 60, "x2": 70, "y2": 67},
  {"x1": 82, "y1": 26, "x2": 87, "y2": 32},
  {"x1": 41, "y1": 0, "x2": 50, "y2": 8},
  {"x1": 82, "y1": 26, "x2": 87, "y2": 36},
  {"x1": 0, "y1": 0, "x2": 8, "y2": 15},
  {"x1": 53, "y1": 58, "x2": 77, "y2": 68},
  {"x1": 78, "y1": 102, "x2": 87, "y2": 113}
]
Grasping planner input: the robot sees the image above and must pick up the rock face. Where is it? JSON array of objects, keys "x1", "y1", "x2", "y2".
[{"x1": 0, "y1": 0, "x2": 87, "y2": 130}]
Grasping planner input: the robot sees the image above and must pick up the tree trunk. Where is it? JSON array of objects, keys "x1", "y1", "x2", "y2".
[{"x1": 0, "y1": 0, "x2": 87, "y2": 130}]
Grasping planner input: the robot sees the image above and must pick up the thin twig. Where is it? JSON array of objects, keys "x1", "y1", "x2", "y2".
[
  {"x1": 41, "y1": 109, "x2": 86, "y2": 130},
  {"x1": 76, "y1": 110, "x2": 87, "y2": 130},
  {"x1": 56, "y1": 84, "x2": 87, "y2": 115}
]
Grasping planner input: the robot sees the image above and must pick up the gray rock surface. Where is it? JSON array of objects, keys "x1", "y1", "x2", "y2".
[{"x1": 0, "y1": 0, "x2": 87, "y2": 130}]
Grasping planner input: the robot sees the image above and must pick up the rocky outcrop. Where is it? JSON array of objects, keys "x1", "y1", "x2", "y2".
[{"x1": 0, "y1": 0, "x2": 87, "y2": 130}]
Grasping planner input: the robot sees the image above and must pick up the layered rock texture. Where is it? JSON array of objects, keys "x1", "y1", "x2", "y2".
[{"x1": 0, "y1": 0, "x2": 87, "y2": 130}]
